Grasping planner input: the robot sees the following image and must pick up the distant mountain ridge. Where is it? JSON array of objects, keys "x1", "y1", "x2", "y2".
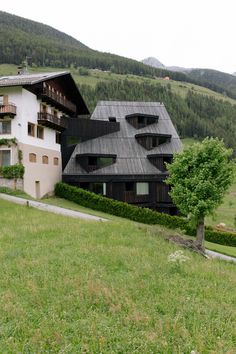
[
  {"x1": 141, "y1": 57, "x2": 192, "y2": 73},
  {"x1": 142, "y1": 57, "x2": 236, "y2": 99}
]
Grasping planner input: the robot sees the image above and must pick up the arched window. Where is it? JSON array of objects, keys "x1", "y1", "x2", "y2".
[
  {"x1": 53, "y1": 157, "x2": 59, "y2": 166},
  {"x1": 29, "y1": 153, "x2": 36, "y2": 163},
  {"x1": 42, "y1": 155, "x2": 49, "y2": 164}
]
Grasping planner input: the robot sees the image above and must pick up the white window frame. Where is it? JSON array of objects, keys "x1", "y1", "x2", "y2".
[{"x1": 103, "y1": 183, "x2": 106, "y2": 195}]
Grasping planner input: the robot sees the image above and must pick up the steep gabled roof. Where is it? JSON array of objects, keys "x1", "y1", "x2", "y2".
[
  {"x1": 0, "y1": 71, "x2": 89, "y2": 115},
  {"x1": 64, "y1": 101, "x2": 182, "y2": 176},
  {"x1": 0, "y1": 71, "x2": 69, "y2": 87}
]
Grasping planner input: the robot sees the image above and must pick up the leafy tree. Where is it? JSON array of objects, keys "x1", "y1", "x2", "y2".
[{"x1": 166, "y1": 138, "x2": 235, "y2": 248}]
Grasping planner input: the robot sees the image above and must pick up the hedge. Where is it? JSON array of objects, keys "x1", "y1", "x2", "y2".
[{"x1": 55, "y1": 182, "x2": 236, "y2": 247}]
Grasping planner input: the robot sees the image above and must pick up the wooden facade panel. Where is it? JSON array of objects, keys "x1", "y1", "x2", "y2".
[{"x1": 156, "y1": 182, "x2": 172, "y2": 203}]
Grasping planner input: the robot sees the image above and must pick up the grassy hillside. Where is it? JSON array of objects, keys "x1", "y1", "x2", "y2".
[
  {"x1": 1, "y1": 64, "x2": 236, "y2": 105},
  {"x1": 1, "y1": 64, "x2": 236, "y2": 155},
  {"x1": 0, "y1": 198, "x2": 236, "y2": 352}
]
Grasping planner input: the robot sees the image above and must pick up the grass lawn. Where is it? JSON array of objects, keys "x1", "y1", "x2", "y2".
[
  {"x1": 205, "y1": 241, "x2": 236, "y2": 258},
  {"x1": 206, "y1": 172, "x2": 236, "y2": 230},
  {"x1": 0, "y1": 199, "x2": 235, "y2": 352}
]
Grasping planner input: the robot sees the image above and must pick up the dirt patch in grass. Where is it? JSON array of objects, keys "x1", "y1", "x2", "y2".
[{"x1": 166, "y1": 234, "x2": 206, "y2": 257}]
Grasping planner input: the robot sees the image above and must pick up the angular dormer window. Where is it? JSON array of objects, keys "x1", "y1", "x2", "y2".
[
  {"x1": 148, "y1": 154, "x2": 173, "y2": 171},
  {"x1": 109, "y1": 117, "x2": 116, "y2": 122},
  {"x1": 135, "y1": 133, "x2": 171, "y2": 150},
  {"x1": 76, "y1": 154, "x2": 117, "y2": 172},
  {"x1": 126, "y1": 113, "x2": 158, "y2": 129}
]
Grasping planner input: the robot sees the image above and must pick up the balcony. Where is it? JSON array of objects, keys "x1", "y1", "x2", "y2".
[
  {"x1": 39, "y1": 87, "x2": 76, "y2": 114},
  {"x1": 37, "y1": 112, "x2": 68, "y2": 131},
  {"x1": 0, "y1": 104, "x2": 16, "y2": 118}
]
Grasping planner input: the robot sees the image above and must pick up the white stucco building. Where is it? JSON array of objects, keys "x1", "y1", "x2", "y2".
[{"x1": 0, "y1": 71, "x2": 89, "y2": 198}]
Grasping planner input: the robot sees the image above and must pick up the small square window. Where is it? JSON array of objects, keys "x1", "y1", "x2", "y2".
[
  {"x1": 37, "y1": 126, "x2": 44, "y2": 139},
  {"x1": 28, "y1": 122, "x2": 35, "y2": 137},
  {"x1": 136, "y1": 182, "x2": 149, "y2": 195},
  {"x1": 0, "y1": 121, "x2": 11, "y2": 134}
]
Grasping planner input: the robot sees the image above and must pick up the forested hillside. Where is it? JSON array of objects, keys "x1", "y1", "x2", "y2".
[
  {"x1": 80, "y1": 80, "x2": 236, "y2": 154},
  {"x1": 187, "y1": 69, "x2": 236, "y2": 100},
  {"x1": 0, "y1": 11, "x2": 185, "y2": 80},
  {"x1": 2, "y1": 11, "x2": 236, "y2": 100}
]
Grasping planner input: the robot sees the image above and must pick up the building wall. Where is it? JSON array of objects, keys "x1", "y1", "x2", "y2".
[
  {"x1": 0, "y1": 86, "x2": 63, "y2": 198},
  {"x1": 0, "y1": 87, "x2": 61, "y2": 151},
  {"x1": 0, "y1": 177, "x2": 23, "y2": 190},
  {"x1": 19, "y1": 142, "x2": 61, "y2": 198}
]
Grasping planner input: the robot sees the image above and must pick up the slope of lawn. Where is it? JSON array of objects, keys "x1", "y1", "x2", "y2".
[{"x1": 0, "y1": 198, "x2": 235, "y2": 353}]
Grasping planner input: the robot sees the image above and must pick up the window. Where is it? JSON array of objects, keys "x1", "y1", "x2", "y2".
[
  {"x1": 37, "y1": 126, "x2": 44, "y2": 139},
  {"x1": 53, "y1": 157, "x2": 59, "y2": 166},
  {"x1": 88, "y1": 156, "x2": 97, "y2": 166},
  {"x1": 56, "y1": 132, "x2": 61, "y2": 144},
  {"x1": 29, "y1": 153, "x2": 36, "y2": 163},
  {"x1": 0, "y1": 121, "x2": 11, "y2": 134},
  {"x1": 53, "y1": 110, "x2": 58, "y2": 118},
  {"x1": 42, "y1": 155, "x2": 48, "y2": 164},
  {"x1": 151, "y1": 137, "x2": 158, "y2": 148},
  {"x1": 0, "y1": 150, "x2": 11, "y2": 166},
  {"x1": 125, "y1": 182, "x2": 135, "y2": 192},
  {"x1": 28, "y1": 122, "x2": 35, "y2": 137},
  {"x1": 41, "y1": 104, "x2": 47, "y2": 114},
  {"x1": 91, "y1": 182, "x2": 106, "y2": 195},
  {"x1": 0, "y1": 96, "x2": 3, "y2": 105},
  {"x1": 136, "y1": 182, "x2": 149, "y2": 195}
]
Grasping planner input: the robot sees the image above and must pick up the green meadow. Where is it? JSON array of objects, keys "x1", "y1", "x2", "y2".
[{"x1": 0, "y1": 198, "x2": 236, "y2": 353}]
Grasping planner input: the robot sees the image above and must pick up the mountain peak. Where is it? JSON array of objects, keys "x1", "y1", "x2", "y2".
[{"x1": 142, "y1": 57, "x2": 165, "y2": 69}]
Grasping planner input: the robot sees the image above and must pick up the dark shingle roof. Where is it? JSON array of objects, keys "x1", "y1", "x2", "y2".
[
  {"x1": 64, "y1": 101, "x2": 182, "y2": 176},
  {"x1": 0, "y1": 71, "x2": 69, "y2": 87}
]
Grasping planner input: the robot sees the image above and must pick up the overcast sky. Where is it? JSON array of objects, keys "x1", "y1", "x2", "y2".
[{"x1": 1, "y1": 0, "x2": 235, "y2": 74}]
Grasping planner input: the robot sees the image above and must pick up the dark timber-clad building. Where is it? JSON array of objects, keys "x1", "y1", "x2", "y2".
[{"x1": 62, "y1": 101, "x2": 182, "y2": 214}]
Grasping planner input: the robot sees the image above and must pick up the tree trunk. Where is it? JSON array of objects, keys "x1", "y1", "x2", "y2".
[{"x1": 196, "y1": 216, "x2": 205, "y2": 249}]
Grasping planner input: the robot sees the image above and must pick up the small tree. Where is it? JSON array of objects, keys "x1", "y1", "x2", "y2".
[{"x1": 166, "y1": 137, "x2": 235, "y2": 248}]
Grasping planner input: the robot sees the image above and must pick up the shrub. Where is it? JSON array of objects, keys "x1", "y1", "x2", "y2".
[
  {"x1": 0, "y1": 164, "x2": 25, "y2": 179},
  {"x1": 55, "y1": 182, "x2": 236, "y2": 247},
  {"x1": 205, "y1": 227, "x2": 236, "y2": 247}
]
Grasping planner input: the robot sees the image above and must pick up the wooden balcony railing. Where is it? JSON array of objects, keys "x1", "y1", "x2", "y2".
[
  {"x1": 0, "y1": 104, "x2": 16, "y2": 117},
  {"x1": 37, "y1": 112, "x2": 68, "y2": 131},
  {"x1": 40, "y1": 87, "x2": 76, "y2": 113}
]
